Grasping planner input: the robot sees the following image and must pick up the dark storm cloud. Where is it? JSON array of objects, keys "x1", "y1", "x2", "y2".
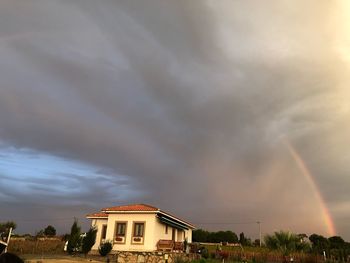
[{"x1": 0, "y1": 0, "x2": 349, "y2": 238}]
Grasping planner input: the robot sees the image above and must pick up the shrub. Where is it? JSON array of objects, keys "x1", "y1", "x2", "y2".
[
  {"x1": 82, "y1": 227, "x2": 97, "y2": 256},
  {"x1": 44, "y1": 225, "x2": 56, "y2": 236},
  {"x1": 99, "y1": 241, "x2": 112, "y2": 256},
  {"x1": 67, "y1": 220, "x2": 81, "y2": 254},
  {"x1": 201, "y1": 247, "x2": 209, "y2": 259}
]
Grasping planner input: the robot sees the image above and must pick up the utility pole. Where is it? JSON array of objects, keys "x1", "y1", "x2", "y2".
[{"x1": 257, "y1": 221, "x2": 261, "y2": 247}]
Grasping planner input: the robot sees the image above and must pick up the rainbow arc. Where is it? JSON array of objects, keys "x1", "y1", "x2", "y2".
[{"x1": 284, "y1": 139, "x2": 336, "y2": 236}]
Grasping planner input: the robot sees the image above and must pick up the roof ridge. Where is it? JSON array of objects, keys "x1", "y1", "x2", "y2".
[{"x1": 101, "y1": 203, "x2": 159, "y2": 212}]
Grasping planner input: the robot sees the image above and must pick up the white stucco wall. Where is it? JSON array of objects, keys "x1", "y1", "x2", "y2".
[
  {"x1": 90, "y1": 218, "x2": 108, "y2": 250},
  {"x1": 90, "y1": 213, "x2": 193, "y2": 251},
  {"x1": 153, "y1": 219, "x2": 173, "y2": 242},
  {"x1": 186, "y1": 229, "x2": 192, "y2": 243},
  {"x1": 106, "y1": 213, "x2": 158, "y2": 251}
]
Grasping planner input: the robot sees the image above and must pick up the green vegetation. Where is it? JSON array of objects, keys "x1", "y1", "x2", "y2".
[
  {"x1": 0, "y1": 221, "x2": 16, "y2": 241},
  {"x1": 98, "y1": 241, "x2": 112, "y2": 256},
  {"x1": 309, "y1": 233, "x2": 350, "y2": 262},
  {"x1": 191, "y1": 230, "x2": 350, "y2": 263},
  {"x1": 67, "y1": 219, "x2": 82, "y2": 254},
  {"x1": 264, "y1": 230, "x2": 310, "y2": 256},
  {"x1": 239, "y1": 232, "x2": 251, "y2": 246},
  {"x1": 4, "y1": 219, "x2": 350, "y2": 263},
  {"x1": 81, "y1": 227, "x2": 97, "y2": 256},
  {"x1": 44, "y1": 225, "x2": 57, "y2": 236},
  {"x1": 193, "y1": 229, "x2": 238, "y2": 243},
  {"x1": 36, "y1": 225, "x2": 57, "y2": 237}
]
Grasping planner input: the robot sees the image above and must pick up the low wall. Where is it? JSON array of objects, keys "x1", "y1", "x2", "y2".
[{"x1": 107, "y1": 251, "x2": 198, "y2": 263}]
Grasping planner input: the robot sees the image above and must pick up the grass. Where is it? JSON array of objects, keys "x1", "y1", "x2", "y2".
[
  {"x1": 21, "y1": 256, "x2": 105, "y2": 263},
  {"x1": 8, "y1": 239, "x2": 65, "y2": 255},
  {"x1": 194, "y1": 244, "x2": 322, "y2": 263},
  {"x1": 20, "y1": 254, "x2": 111, "y2": 263}
]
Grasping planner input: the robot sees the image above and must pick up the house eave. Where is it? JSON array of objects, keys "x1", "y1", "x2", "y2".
[
  {"x1": 86, "y1": 216, "x2": 108, "y2": 219},
  {"x1": 157, "y1": 211, "x2": 196, "y2": 229}
]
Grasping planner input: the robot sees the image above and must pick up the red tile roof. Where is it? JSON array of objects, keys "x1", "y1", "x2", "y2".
[
  {"x1": 102, "y1": 203, "x2": 159, "y2": 212},
  {"x1": 86, "y1": 203, "x2": 195, "y2": 229},
  {"x1": 86, "y1": 212, "x2": 108, "y2": 218}
]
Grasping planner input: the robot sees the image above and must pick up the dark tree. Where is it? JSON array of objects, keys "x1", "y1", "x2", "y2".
[
  {"x1": 0, "y1": 221, "x2": 16, "y2": 242},
  {"x1": 328, "y1": 236, "x2": 345, "y2": 249},
  {"x1": 207, "y1": 230, "x2": 238, "y2": 243},
  {"x1": 35, "y1": 230, "x2": 45, "y2": 237},
  {"x1": 239, "y1": 232, "x2": 249, "y2": 246},
  {"x1": 44, "y1": 225, "x2": 56, "y2": 236},
  {"x1": 67, "y1": 219, "x2": 81, "y2": 254},
  {"x1": 193, "y1": 229, "x2": 238, "y2": 243},
  {"x1": 99, "y1": 241, "x2": 112, "y2": 256},
  {"x1": 309, "y1": 234, "x2": 330, "y2": 253},
  {"x1": 82, "y1": 227, "x2": 97, "y2": 256},
  {"x1": 253, "y1": 239, "x2": 260, "y2": 246},
  {"x1": 192, "y1": 229, "x2": 210, "y2": 242}
]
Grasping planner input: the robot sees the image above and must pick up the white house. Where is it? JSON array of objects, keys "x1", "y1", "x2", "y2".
[{"x1": 86, "y1": 204, "x2": 195, "y2": 252}]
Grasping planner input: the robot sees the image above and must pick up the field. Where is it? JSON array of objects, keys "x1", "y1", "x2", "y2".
[
  {"x1": 7, "y1": 240, "x2": 324, "y2": 263},
  {"x1": 196, "y1": 244, "x2": 323, "y2": 263},
  {"x1": 7, "y1": 240, "x2": 108, "y2": 262},
  {"x1": 20, "y1": 255, "x2": 105, "y2": 263},
  {"x1": 8, "y1": 239, "x2": 65, "y2": 255}
]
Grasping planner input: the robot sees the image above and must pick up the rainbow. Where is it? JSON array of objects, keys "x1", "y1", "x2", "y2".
[{"x1": 284, "y1": 139, "x2": 336, "y2": 236}]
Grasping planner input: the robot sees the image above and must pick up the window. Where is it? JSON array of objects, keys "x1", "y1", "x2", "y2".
[
  {"x1": 115, "y1": 222, "x2": 127, "y2": 243},
  {"x1": 116, "y1": 223, "x2": 126, "y2": 236},
  {"x1": 101, "y1": 225, "x2": 107, "y2": 241},
  {"x1": 165, "y1": 225, "x2": 168, "y2": 234},
  {"x1": 133, "y1": 223, "x2": 144, "y2": 237},
  {"x1": 132, "y1": 222, "x2": 145, "y2": 244}
]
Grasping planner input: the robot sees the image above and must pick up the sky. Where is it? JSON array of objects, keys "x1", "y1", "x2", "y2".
[{"x1": 0, "y1": 0, "x2": 349, "y2": 240}]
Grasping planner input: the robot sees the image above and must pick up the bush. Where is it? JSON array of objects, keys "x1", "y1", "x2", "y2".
[
  {"x1": 67, "y1": 220, "x2": 81, "y2": 254},
  {"x1": 99, "y1": 241, "x2": 112, "y2": 256},
  {"x1": 44, "y1": 225, "x2": 56, "y2": 236},
  {"x1": 201, "y1": 248, "x2": 209, "y2": 259},
  {"x1": 82, "y1": 227, "x2": 97, "y2": 256}
]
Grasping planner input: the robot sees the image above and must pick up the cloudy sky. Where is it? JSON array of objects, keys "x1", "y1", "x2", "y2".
[{"x1": 0, "y1": 0, "x2": 349, "y2": 240}]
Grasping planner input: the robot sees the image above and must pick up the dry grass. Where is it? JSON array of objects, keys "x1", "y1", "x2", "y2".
[
  {"x1": 8, "y1": 240, "x2": 109, "y2": 262},
  {"x1": 8, "y1": 239, "x2": 65, "y2": 255},
  {"x1": 21, "y1": 254, "x2": 107, "y2": 263}
]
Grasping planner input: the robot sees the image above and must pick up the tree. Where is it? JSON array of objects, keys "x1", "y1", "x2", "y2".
[
  {"x1": 264, "y1": 231, "x2": 301, "y2": 256},
  {"x1": 44, "y1": 225, "x2": 56, "y2": 236},
  {"x1": 0, "y1": 221, "x2": 16, "y2": 242},
  {"x1": 239, "y1": 232, "x2": 249, "y2": 246},
  {"x1": 36, "y1": 230, "x2": 45, "y2": 237},
  {"x1": 192, "y1": 229, "x2": 210, "y2": 242},
  {"x1": 193, "y1": 229, "x2": 238, "y2": 243},
  {"x1": 328, "y1": 236, "x2": 345, "y2": 249},
  {"x1": 67, "y1": 219, "x2": 81, "y2": 254},
  {"x1": 82, "y1": 227, "x2": 97, "y2": 256},
  {"x1": 99, "y1": 241, "x2": 112, "y2": 256},
  {"x1": 309, "y1": 234, "x2": 329, "y2": 253},
  {"x1": 208, "y1": 231, "x2": 237, "y2": 243}
]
